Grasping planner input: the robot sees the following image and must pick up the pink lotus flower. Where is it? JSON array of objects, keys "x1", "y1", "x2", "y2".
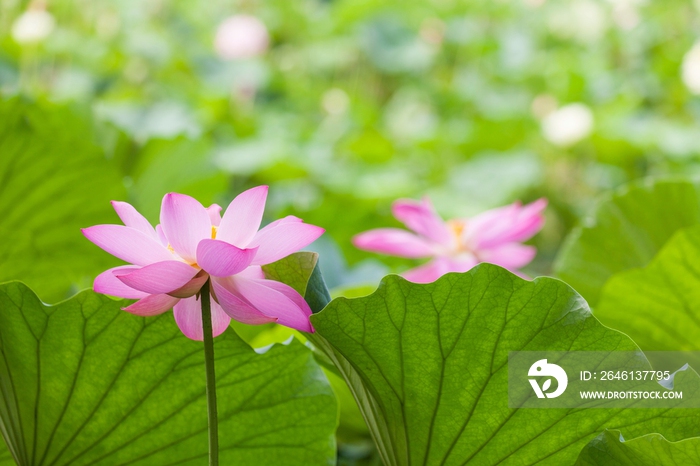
[
  {"x1": 353, "y1": 197, "x2": 546, "y2": 283},
  {"x1": 82, "y1": 187, "x2": 324, "y2": 340},
  {"x1": 214, "y1": 15, "x2": 269, "y2": 60}
]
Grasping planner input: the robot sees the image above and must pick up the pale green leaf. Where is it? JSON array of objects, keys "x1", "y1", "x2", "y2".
[
  {"x1": 262, "y1": 251, "x2": 319, "y2": 297},
  {"x1": 261, "y1": 251, "x2": 331, "y2": 315},
  {"x1": 595, "y1": 226, "x2": 700, "y2": 367},
  {"x1": 554, "y1": 179, "x2": 700, "y2": 306}
]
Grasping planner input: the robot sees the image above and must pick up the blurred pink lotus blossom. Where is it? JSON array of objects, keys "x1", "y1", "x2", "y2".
[
  {"x1": 353, "y1": 197, "x2": 546, "y2": 283},
  {"x1": 214, "y1": 14, "x2": 269, "y2": 60},
  {"x1": 83, "y1": 187, "x2": 323, "y2": 340}
]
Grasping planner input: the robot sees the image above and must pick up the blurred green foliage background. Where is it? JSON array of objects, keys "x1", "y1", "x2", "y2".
[
  {"x1": 3, "y1": 1, "x2": 700, "y2": 463},
  {"x1": 3, "y1": 0, "x2": 700, "y2": 287}
]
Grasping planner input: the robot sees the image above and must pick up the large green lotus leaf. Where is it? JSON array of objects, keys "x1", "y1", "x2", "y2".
[
  {"x1": 310, "y1": 264, "x2": 700, "y2": 466},
  {"x1": 554, "y1": 179, "x2": 700, "y2": 306},
  {"x1": 0, "y1": 282, "x2": 336, "y2": 466},
  {"x1": 595, "y1": 227, "x2": 700, "y2": 363},
  {"x1": 575, "y1": 430, "x2": 700, "y2": 466},
  {"x1": 0, "y1": 98, "x2": 126, "y2": 303}
]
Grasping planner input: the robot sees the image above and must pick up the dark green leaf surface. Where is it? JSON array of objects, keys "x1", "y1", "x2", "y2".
[
  {"x1": 576, "y1": 430, "x2": 700, "y2": 466},
  {"x1": 311, "y1": 264, "x2": 700, "y2": 466},
  {"x1": 0, "y1": 282, "x2": 337, "y2": 466},
  {"x1": 595, "y1": 227, "x2": 700, "y2": 359},
  {"x1": 305, "y1": 260, "x2": 333, "y2": 314},
  {"x1": 554, "y1": 179, "x2": 700, "y2": 306},
  {"x1": 0, "y1": 98, "x2": 126, "y2": 303}
]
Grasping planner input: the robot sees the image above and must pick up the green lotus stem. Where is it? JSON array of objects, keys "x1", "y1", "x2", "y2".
[{"x1": 200, "y1": 280, "x2": 219, "y2": 466}]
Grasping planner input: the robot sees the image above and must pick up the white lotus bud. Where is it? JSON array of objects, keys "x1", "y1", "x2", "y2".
[
  {"x1": 682, "y1": 42, "x2": 700, "y2": 94},
  {"x1": 214, "y1": 15, "x2": 269, "y2": 60},
  {"x1": 12, "y1": 9, "x2": 55, "y2": 44},
  {"x1": 541, "y1": 103, "x2": 594, "y2": 147}
]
